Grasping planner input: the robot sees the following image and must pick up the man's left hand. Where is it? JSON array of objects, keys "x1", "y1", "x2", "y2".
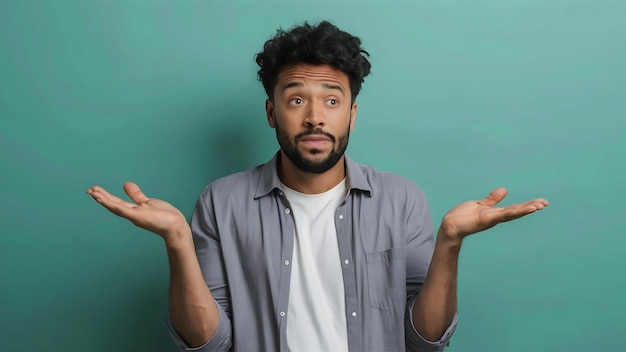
[{"x1": 439, "y1": 187, "x2": 548, "y2": 244}]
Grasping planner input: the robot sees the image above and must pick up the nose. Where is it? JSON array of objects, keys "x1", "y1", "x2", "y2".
[{"x1": 304, "y1": 102, "x2": 325, "y2": 128}]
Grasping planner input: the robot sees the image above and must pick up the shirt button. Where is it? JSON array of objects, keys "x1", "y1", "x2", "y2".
[
  {"x1": 339, "y1": 215, "x2": 344, "y2": 219},
  {"x1": 280, "y1": 311, "x2": 286, "y2": 317},
  {"x1": 344, "y1": 259, "x2": 349, "y2": 265},
  {"x1": 285, "y1": 208, "x2": 291, "y2": 214},
  {"x1": 279, "y1": 192, "x2": 284, "y2": 196},
  {"x1": 351, "y1": 312, "x2": 357, "y2": 317},
  {"x1": 284, "y1": 260, "x2": 290, "y2": 266}
]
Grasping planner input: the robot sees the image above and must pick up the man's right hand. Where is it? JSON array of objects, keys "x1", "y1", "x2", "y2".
[
  {"x1": 86, "y1": 182, "x2": 190, "y2": 246},
  {"x1": 88, "y1": 182, "x2": 220, "y2": 346}
]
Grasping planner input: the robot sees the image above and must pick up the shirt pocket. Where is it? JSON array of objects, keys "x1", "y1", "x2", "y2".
[{"x1": 365, "y1": 248, "x2": 405, "y2": 311}]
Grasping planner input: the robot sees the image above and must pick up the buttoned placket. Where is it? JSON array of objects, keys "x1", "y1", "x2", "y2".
[
  {"x1": 335, "y1": 194, "x2": 362, "y2": 352},
  {"x1": 276, "y1": 189, "x2": 295, "y2": 352}
]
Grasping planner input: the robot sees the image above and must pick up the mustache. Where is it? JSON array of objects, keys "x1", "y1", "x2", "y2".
[{"x1": 295, "y1": 129, "x2": 335, "y2": 143}]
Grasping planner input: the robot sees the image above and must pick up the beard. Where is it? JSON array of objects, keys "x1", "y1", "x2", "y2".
[{"x1": 275, "y1": 121, "x2": 350, "y2": 174}]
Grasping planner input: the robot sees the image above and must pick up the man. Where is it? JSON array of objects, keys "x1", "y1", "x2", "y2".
[{"x1": 86, "y1": 21, "x2": 548, "y2": 351}]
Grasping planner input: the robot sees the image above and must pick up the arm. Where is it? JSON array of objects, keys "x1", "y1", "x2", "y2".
[
  {"x1": 410, "y1": 230, "x2": 460, "y2": 343},
  {"x1": 86, "y1": 182, "x2": 220, "y2": 348},
  {"x1": 412, "y1": 187, "x2": 548, "y2": 342},
  {"x1": 167, "y1": 231, "x2": 220, "y2": 348}
]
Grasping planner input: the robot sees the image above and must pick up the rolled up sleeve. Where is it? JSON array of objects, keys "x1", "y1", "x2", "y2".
[
  {"x1": 405, "y1": 296, "x2": 458, "y2": 352},
  {"x1": 167, "y1": 300, "x2": 232, "y2": 352}
]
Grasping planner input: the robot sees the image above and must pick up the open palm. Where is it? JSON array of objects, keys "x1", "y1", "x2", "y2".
[
  {"x1": 441, "y1": 187, "x2": 548, "y2": 240},
  {"x1": 86, "y1": 182, "x2": 188, "y2": 238}
]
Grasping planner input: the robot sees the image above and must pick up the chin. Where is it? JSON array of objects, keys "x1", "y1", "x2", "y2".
[{"x1": 302, "y1": 153, "x2": 330, "y2": 163}]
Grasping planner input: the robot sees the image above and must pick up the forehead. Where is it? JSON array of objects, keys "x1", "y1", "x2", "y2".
[{"x1": 276, "y1": 64, "x2": 350, "y2": 91}]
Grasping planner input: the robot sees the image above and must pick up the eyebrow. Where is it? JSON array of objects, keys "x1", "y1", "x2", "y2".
[
  {"x1": 280, "y1": 82, "x2": 345, "y2": 95},
  {"x1": 322, "y1": 83, "x2": 344, "y2": 95}
]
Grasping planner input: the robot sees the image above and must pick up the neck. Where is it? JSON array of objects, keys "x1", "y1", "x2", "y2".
[{"x1": 277, "y1": 152, "x2": 346, "y2": 194}]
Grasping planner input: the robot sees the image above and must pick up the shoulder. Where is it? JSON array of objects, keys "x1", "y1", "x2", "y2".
[
  {"x1": 199, "y1": 163, "x2": 264, "y2": 200},
  {"x1": 350, "y1": 160, "x2": 427, "y2": 201},
  {"x1": 349, "y1": 160, "x2": 433, "y2": 228}
]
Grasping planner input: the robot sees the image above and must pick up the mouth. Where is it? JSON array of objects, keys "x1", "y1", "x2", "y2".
[
  {"x1": 297, "y1": 133, "x2": 333, "y2": 149},
  {"x1": 299, "y1": 135, "x2": 332, "y2": 142},
  {"x1": 299, "y1": 139, "x2": 331, "y2": 149}
]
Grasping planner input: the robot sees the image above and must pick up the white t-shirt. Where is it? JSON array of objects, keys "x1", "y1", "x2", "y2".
[{"x1": 281, "y1": 179, "x2": 349, "y2": 352}]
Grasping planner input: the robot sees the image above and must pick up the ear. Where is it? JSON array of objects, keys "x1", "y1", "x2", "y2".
[
  {"x1": 349, "y1": 102, "x2": 358, "y2": 132},
  {"x1": 266, "y1": 99, "x2": 276, "y2": 128}
]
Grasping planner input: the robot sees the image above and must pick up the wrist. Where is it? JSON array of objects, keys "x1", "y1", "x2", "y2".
[
  {"x1": 163, "y1": 224, "x2": 194, "y2": 251},
  {"x1": 436, "y1": 228, "x2": 463, "y2": 249}
]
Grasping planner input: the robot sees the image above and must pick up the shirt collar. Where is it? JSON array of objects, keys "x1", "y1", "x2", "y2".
[{"x1": 254, "y1": 152, "x2": 372, "y2": 199}]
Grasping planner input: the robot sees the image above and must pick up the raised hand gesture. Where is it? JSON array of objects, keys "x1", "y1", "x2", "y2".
[
  {"x1": 86, "y1": 182, "x2": 190, "y2": 243},
  {"x1": 440, "y1": 187, "x2": 548, "y2": 243}
]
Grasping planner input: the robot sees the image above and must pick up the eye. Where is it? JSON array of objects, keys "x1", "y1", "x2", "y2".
[
  {"x1": 328, "y1": 99, "x2": 338, "y2": 106},
  {"x1": 290, "y1": 98, "x2": 303, "y2": 105}
]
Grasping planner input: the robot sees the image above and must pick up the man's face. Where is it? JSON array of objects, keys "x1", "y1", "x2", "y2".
[{"x1": 266, "y1": 64, "x2": 357, "y2": 174}]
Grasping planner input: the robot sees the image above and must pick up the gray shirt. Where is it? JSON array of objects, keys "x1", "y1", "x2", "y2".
[{"x1": 168, "y1": 153, "x2": 457, "y2": 351}]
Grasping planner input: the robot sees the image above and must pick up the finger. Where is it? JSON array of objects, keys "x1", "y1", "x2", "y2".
[
  {"x1": 480, "y1": 187, "x2": 508, "y2": 207},
  {"x1": 486, "y1": 202, "x2": 546, "y2": 224},
  {"x1": 506, "y1": 198, "x2": 549, "y2": 211},
  {"x1": 123, "y1": 182, "x2": 150, "y2": 204},
  {"x1": 87, "y1": 186, "x2": 137, "y2": 213}
]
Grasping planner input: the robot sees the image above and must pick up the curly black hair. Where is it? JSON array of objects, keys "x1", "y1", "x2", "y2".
[{"x1": 255, "y1": 21, "x2": 371, "y2": 103}]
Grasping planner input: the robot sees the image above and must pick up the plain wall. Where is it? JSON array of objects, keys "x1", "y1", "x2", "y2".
[{"x1": 1, "y1": 1, "x2": 624, "y2": 351}]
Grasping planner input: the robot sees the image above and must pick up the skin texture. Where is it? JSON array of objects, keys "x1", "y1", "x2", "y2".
[
  {"x1": 86, "y1": 64, "x2": 548, "y2": 346},
  {"x1": 266, "y1": 64, "x2": 357, "y2": 194}
]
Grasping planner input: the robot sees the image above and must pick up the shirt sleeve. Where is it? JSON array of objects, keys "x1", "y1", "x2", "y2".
[
  {"x1": 168, "y1": 302, "x2": 232, "y2": 351},
  {"x1": 405, "y1": 296, "x2": 458, "y2": 352},
  {"x1": 403, "y1": 183, "x2": 458, "y2": 351},
  {"x1": 167, "y1": 188, "x2": 233, "y2": 352}
]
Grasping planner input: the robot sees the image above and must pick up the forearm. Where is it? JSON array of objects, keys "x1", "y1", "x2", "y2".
[
  {"x1": 166, "y1": 228, "x2": 219, "y2": 348},
  {"x1": 412, "y1": 230, "x2": 461, "y2": 342}
]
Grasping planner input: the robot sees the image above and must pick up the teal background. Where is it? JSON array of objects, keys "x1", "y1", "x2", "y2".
[{"x1": 1, "y1": 1, "x2": 624, "y2": 351}]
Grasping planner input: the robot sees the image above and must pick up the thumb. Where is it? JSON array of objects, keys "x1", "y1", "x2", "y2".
[
  {"x1": 123, "y1": 182, "x2": 150, "y2": 204},
  {"x1": 480, "y1": 187, "x2": 508, "y2": 207}
]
